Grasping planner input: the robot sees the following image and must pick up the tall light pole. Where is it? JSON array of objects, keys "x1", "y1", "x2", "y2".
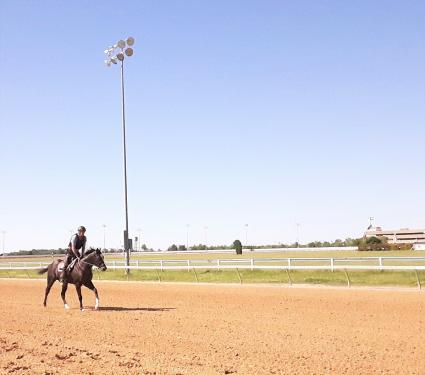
[
  {"x1": 204, "y1": 226, "x2": 208, "y2": 247},
  {"x1": 102, "y1": 224, "x2": 106, "y2": 250},
  {"x1": 186, "y1": 224, "x2": 190, "y2": 250},
  {"x1": 105, "y1": 37, "x2": 135, "y2": 273},
  {"x1": 137, "y1": 228, "x2": 142, "y2": 251},
  {"x1": 296, "y1": 222, "x2": 301, "y2": 247},
  {"x1": 1, "y1": 231, "x2": 6, "y2": 255},
  {"x1": 244, "y1": 224, "x2": 248, "y2": 247},
  {"x1": 368, "y1": 216, "x2": 375, "y2": 229}
]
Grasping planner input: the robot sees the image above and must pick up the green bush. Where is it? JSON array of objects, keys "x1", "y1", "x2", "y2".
[{"x1": 358, "y1": 236, "x2": 389, "y2": 251}]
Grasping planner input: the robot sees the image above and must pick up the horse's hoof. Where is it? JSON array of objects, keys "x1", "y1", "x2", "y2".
[
  {"x1": 80, "y1": 308, "x2": 85, "y2": 312},
  {"x1": 64, "y1": 304, "x2": 70, "y2": 309}
]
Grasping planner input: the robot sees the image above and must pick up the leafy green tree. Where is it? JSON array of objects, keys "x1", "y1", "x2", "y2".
[
  {"x1": 192, "y1": 244, "x2": 207, "y2": 250},
  {"x1": 366, "y1": 236, "x2": 382, "y2": 245},
  {"x1": 167, "y1": 244, "x2": 178, "y2": 251},
  {"x1": 358, "y1": 236, "x2": 389, "y2": 251},
  {"x1": 233, "y1": 240, "x2": 243, "y2": 255},
  {"x1": 344, "y1": 238, "x2": 361, "y2": 246},
  {"x1": 333, "y1": 239, "x2": 344, "y2": 247}
]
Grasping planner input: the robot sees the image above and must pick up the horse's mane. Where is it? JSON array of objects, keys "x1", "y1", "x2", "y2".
[{"x1": 84, "y1": 248, "x2": 99, "y2": 257}]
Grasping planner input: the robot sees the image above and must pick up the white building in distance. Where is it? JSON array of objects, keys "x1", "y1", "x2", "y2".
[{"x1": 364, "y1": 226, "x2": 425, "y2": 245}]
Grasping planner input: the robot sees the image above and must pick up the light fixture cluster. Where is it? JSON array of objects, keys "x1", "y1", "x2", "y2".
[{"x1": 104, "y1": 37, "x2": 135, "y2": 66}]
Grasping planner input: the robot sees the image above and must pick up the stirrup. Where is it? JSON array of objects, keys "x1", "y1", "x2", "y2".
[{"x1": 59, "y1": 273, "x2": 66, "y2": 283}]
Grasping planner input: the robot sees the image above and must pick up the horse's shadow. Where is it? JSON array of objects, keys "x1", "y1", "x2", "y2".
[{"x1": 98, "y1": 306, "x2": 175, "y2": 312}]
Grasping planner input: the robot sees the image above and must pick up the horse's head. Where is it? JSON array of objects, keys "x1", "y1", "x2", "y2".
[{"x1": 84, "y1": 248, "x2": 107, "y2": 271}]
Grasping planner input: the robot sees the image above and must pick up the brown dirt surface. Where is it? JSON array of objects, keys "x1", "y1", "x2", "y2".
[{"x1": 0, "y1": 279, "x2": 424, "y2": 375}]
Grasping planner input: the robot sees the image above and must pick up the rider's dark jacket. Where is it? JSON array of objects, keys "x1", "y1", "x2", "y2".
[{"x1": 68, "y1": 233, "x2": 87, "y2": 258}]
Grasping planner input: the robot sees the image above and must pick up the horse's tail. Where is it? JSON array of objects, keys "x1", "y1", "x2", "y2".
[{"x1": 38, "y1": 267, "x2": 49, "y2": 275}]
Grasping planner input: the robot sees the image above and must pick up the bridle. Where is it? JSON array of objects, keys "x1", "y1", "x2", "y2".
[{"x1": 79, "y1": 254, "x2": 105, "y2": 269}]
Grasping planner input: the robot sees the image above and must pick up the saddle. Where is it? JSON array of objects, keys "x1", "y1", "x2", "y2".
[{"x1": 58, "y1": 258, "x2": 78, "y2": 273}]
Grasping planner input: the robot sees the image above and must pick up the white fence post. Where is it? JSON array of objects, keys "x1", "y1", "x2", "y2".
[
  {"x1": 251, "y1": 259, "x2": 254, "y2": 271},
  {"x1": 414, "y1": 270, "x2": 421, "y2": 290},
  {"x1": 187, "y1": 260, "x2": 190, "y2": 272},
  {"x1": 331, "y1": 258, "x2": 334, "y2": 272},
  {"x1": 160, "y1": 260, "x2": 164, "y2": 271}
]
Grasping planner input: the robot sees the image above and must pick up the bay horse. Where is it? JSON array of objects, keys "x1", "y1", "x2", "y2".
[{"x1": 38, "y1": 248, "x2": 107, "y2": 311}]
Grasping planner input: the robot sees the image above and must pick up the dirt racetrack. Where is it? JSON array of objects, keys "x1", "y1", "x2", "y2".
[{"x1": 0, "y1": 280, "x2": 424, "y2": 375}]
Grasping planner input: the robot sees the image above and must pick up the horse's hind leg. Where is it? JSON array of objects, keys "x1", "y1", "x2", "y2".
[
  {"x1": 84, "y1": 280, "x2": 100, "y2": 310},
  {"x1": 61, "y1": 282, "x2": 70, "y2": 309},
  {"x1": 43, "y1": 274, "x2": 55, "y2": 307}
]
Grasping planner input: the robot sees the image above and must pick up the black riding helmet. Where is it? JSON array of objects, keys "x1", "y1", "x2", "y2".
[{"x1": 78, "y1": 226, "x2": 86, "y2": 233}]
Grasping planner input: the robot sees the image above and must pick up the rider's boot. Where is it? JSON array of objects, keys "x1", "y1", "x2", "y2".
[{"x1": 59, "y1": 269, "x2": 67, "y2": 283}]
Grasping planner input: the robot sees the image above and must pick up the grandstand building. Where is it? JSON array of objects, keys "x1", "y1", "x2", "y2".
[{"x1": 364, "y1": 227, "x2": 425, "y2": 244}]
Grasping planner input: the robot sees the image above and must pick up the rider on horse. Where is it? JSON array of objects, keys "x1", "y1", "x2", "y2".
[{"x1": 59, "y1": 226, "x2": 87, "y2": 283}]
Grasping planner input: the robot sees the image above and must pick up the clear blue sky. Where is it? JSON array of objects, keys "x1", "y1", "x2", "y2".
[{"x1": 1, "y1": 1, "x2": 424, "y2": 252}]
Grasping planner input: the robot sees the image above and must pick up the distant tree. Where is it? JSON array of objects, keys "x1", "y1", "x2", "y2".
[
  {"x1": 344, "y1": 238, "x2": 358, "y2": 246},
  {"x1": 192, "y1": 244, "x2": 207, "y2": 250},
  {"x1": 141, "y1": 244, "x2": 148, "y2": 251},
  {"x1": 167, "y1": 244, "x2": 178, "y2": 251},
  {"x1": 308, "y1": 241, "x2": 323, "y2": 248},
  {"x1": 233, "y1": 240, "x2": 243, "y2": 255},
  {"x1": 333, "y1": 239, "x2": 344, "y2": 247},
  {"x1": 380, "y1": 236, "x2": 389, "y2": 244},
  {"x1": 178, "y1": 245, "x2": 187, "y2": 251},
  {"x1": 358, "y1": 236, "x2": 389, "y2": 251},
  {"x1": 366, "y1": 236, "x2": 382, "y2": 245}
]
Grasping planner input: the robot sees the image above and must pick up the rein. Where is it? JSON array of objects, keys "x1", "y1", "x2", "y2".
[{"x1": 79, "y1": 256, "x2": 101, "y2": 269}]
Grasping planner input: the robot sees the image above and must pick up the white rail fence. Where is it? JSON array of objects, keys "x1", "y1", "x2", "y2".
[{"x1": 1, "y1": 257, "x2": 425, "y2": 289}]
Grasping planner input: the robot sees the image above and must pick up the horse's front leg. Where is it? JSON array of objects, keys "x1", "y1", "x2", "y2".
[
  {"x1": 61, "y1": 282, "x2": 70, "y2": 309},
  {"x1": 84, "y1": 280, "x2": 100, "y2": 310},
  {"x1": 75, "y1": 284, "x2": 84, "y2": 311}
]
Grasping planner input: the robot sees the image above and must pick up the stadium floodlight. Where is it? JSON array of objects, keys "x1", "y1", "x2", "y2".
[
  {"x1": 104, "y1": 37, "x2": 136, "y2": 274},
  {"x1": 1, "y1": 230, "x2": 5, "y2": 255}
]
